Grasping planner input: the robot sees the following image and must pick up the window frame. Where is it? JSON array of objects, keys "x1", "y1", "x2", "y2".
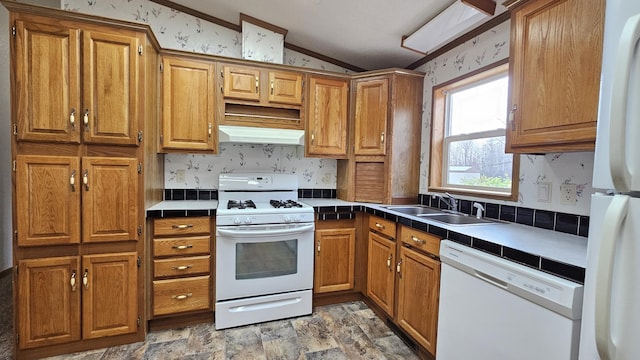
[{"x1": 428, "y1": 59, "x2": 519, "y2": 201}]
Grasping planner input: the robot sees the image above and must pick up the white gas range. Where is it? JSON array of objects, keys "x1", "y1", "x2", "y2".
[{"x1": 215, "y1": 173, "x2": 315, "y2": 330}]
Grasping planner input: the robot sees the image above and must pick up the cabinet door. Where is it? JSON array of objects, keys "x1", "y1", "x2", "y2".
[
  {"x1": 82, "y1": 252, "x2": 138, "y2": 339},
  {"x1": 314, "y1": 228, "x2": 356, "y2": 293},
  {"x1": 18, "y1": 257, "x2": 81, "y2": 349},
  {"x1": 366, "y1": 232, "x2": 396, "y2": 316},
  {"x1": 82, "y1": 29, "x2": 141, "y2": 145},
  {"x1": 223, "y1": 65, "x2": 260, "y2": 101},
  {"x1": 396, "y1": 246, "x2": 440, "y2": 355},
  {"x1": 306, "y1": 76, "x2": 348, "y2": 157},
  {"x1": 354, "y1": 78, "x2": 388, "y2": 156},
  {"x1": 161, "y1": 56, "x2": 216, "y2": 151},
  {"x1": 268, "y1": 71, "x2": 303, "y2": 105},
  {"x1": 16, "y1": 155, "x2": 81, "y2": 246},
  {"x1": 14, "y1": 19, "x2": 81, "y2": 143},
  {"x1": 81, "y1": 157, "x2": 139, "y2": 243},
  {"x1": 507, "y1": 0, "x2": 603, "y2": 152}
]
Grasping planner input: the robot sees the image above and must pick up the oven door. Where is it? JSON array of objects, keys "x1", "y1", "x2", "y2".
[{"x1": 215, "y1": 222, "x2": 314, "y2": 301}]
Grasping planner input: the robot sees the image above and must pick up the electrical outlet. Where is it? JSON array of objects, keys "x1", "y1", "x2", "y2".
[
  {"x1": 559, "y1": 183, "x2": 577, "y2": 205},
  {"x1": 176, "y1": 169, "x2": 185, "y2": 183}
]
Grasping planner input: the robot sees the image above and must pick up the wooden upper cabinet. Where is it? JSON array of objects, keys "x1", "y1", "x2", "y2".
[
  {"x1": 13, "y1": 15, "x2": 143, "y2": 146},
  {"x1": 14, "y1": 18, "x2": 81, "y2": 144},
  {"x1": 161, "y1": 55, "x2": 216, "y2": 152},
  {"x1": 82, "y1": 29, "x2": 141, "y2": 145},
  {"x1": 82, "y1": 252, "x2": 138, "y2": 339},
  {"x1": 314, "y1": 227, "x2": 356, "y2": 293},
  {"x1": 223, "y1": 65, "x2": 261, "y2": 101},
  {"x1": 82, "y1": 157, "x2": 139, "y2": 243},
  {"x1": 306, "y1": 76, "x2": 349, "y2": 158},
  {"x1": 354, "y1": 77, "x2": 389, "y2": 156},
  {"x1": 506, "y1": 0, "x2": 604, "y2": 152},
  {"x1": 18, "y1": 257, "x2": 81, "y2": 349},
  {"x1": 396, "y1": 245, "x2": 441, "y2": 355},
  {"x1": 16, "y1": 155, "x2": 81, "y2": 246},
  {"x1": 268, "y1": 71, "x2": 303, "y2": 105},
  {"x1": 222, "y1": 64, "x2": 303, "y2": 105}
]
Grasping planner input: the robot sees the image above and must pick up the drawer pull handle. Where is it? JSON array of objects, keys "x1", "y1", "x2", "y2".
[
  {"x1": 172, "y1": 224, "x2": 193, "y2": 229},
  {"x1": 172, "y1": 245, "x2": 193, "y2": 250},
  {"x1": 172, "y1": 293, "x2": 193, "y2": 300},
  {"x1": 172, "y1": 265, "x2": 193, "y2": 270},
  {"x1": 375, "y1": 223, "x2": 385, "y2": 229},
  {"x1": 411, "y1": 236, "x2": 426, "y2": 244}
]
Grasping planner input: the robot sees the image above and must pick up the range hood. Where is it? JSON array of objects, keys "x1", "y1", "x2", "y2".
[{"x1": 218, "y1": 125, "x2": 305, "y2": 145}]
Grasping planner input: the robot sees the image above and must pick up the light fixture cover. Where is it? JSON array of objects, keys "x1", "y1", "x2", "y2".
[{"x1": 402, "y1": 0, "x2": 490, "y2": 55}]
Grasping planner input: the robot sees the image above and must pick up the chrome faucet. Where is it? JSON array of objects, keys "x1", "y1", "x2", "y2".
[{"x1": 434, "y1": 192, "x2": 458, "y2": 212}]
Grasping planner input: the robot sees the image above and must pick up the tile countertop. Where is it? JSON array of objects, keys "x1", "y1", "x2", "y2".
[
  {"x1": 146, "y1": 198, "x2": 588, "y2": 281},
  {"x1": 301, "y1": 199, "x2": 588, "y2": 273}
]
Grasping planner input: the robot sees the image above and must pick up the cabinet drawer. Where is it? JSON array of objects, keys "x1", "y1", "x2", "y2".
[
  {"x1": 154, "y1": 255, "x2": 211, "y2": 278},
  {"x1": 399, "y1": 226, "x2": 440, "y2": 257},
  {"x1": 369, "y1": 216, "x2": 396, "y2": 239},
  {"x1": 154, "y1": 217, "x2": 211, "y2": 236},
  {"x1": 153, "y1": 236, "x2": 210, "y2": 257},
  {"x1": 153, "y1": 276, "x2": 211, "y2": 316}
]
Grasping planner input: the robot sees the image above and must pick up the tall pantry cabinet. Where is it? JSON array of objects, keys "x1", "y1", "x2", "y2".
[{"x1": 7, "y1": 3, "x2": 163, "y2": 359}]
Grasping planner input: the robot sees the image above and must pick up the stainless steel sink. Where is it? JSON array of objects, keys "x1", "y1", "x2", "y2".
[
  {"x1": 418, "y1": 213, "x2": 499, "y2": 225},
  {"x1": 381, "y1": 205, "x2": 445, "y2": 216}
]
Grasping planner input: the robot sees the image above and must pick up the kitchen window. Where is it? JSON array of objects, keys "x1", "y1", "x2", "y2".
[{"x1": 429, "y1": 60, "x2": 519, "y2": 200}]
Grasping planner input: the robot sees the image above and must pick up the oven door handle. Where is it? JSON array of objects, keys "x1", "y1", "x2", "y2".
[{"x1": 217, "y1": 223, "x2": 314, "y2": 237}]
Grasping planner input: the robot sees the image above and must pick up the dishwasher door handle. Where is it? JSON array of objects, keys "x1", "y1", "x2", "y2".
[{"x1": 474, "y1": 270, "x2": 508, "y2": 289}]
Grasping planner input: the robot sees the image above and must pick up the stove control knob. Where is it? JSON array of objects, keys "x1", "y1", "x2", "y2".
[
  {"x1": 233, "y1": 217, "x2": 242, "y2": 225},
  {"x1": 244, "y1": 217, "x2": 252, "y2": 224},
  {"x1": 284, "y1": 216, "x2": 292, "y2": 223}
]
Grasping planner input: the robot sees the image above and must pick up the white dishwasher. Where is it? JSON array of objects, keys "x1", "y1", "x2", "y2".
[{"x1": 437, "y1": 240, "x2": 584, "y2": 360}]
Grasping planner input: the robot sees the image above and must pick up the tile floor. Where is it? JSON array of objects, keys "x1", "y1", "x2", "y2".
[{"x1": 0, "y1": 274, "x2": 418, "y2": 359}]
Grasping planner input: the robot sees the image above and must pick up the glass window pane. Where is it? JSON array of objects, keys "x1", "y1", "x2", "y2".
[
  {"x1": 446, "y1": 136, "x2": 512, "y2": 189},
  {"x1": 449, "y1": 76, "x2": 508, "y2": 135},
  {"x1": 236, "y1": 240, "x2": 298, "y2": 279}
]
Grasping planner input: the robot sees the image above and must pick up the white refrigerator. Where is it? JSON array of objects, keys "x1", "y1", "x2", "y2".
[{"x1": 580, "y1": 0, "x2": 640, "y2": 359}]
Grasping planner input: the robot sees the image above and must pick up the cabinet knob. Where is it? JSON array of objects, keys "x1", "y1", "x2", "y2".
[
  {"x1": 70, "y1": 271, "x2": 77, "y2": 291},
  {"x1": 381, "y1": 132, "x2": 385, "y2": 144},
  {"x1": 82, "y1": 269, "x2": 89, "y2": 290},
  {"x1": 270, "y1": 80, "x2": 274, "y2": 95},
  {"x1": 255, "y1": 77, "x2": 259, "y2": 93},
  {"x1": 70, "y1": 170, "x2": 76, "y2": 192},
  {"x1": 82, "y1": 170, "x2": 89, "y2": 191},
  {"x1": 172, "y1": 293, "x2": 193, "y2": 300},
  {"x1": 509, "y1": 104, "x2": 517, "y2": 131},
  {"x1": 171, "y1": 224, "x2": 193, "y2": 229},
  {"x1": 172, "y1": 265, "x2": 193, "y2": 271},
  {"x1": 396, "y1": 259, "x2": 402, "y2": 275},
  {"x1": 387, "y1": 254, "x2": 392, "y2": 269},
  {"x1": 411, "y1": 236, "x2": 426, "y2": 244},
  {"x1": 172, "y1": 244, "x2": 193, "y2": 250},
  {"x1": 375, "y1": 223, "x2": 385, "y2": 230},
  {"x1": 208, "y1": 123, "x2": 212, "y2": 138},
  {"x1": 70, "y1": 108, "x2": 76, "y2": 129},
  {"x1": 83, "y1": 109, "x2": 90, "y2": 130}
]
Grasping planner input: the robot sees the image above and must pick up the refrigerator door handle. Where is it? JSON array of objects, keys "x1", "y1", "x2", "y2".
[
  {"x1": 609, "y1": 14, "x2": 640, "y2": 192},
  {"x1": 595, "y1": 194, "x2": 629, "y2": 360}
]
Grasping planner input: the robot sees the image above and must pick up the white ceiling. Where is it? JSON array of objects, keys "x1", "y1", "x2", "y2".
[{"x1": 170, "y1": 0, "x2": 504, "y2": 70}]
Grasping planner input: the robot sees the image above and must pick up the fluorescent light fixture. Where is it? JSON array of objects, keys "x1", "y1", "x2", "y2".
[{"x1": 402, "y1": 0, "x2": 493, "y2": 55}]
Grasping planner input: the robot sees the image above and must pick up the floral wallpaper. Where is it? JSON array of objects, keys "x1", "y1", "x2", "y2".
[
  {"x1": 165, "y1": 145, "x2": 337, "y2": 189},
  {"x1": 415, "y1": 20, "x2": 595, "y2": 216},
  {"x1": 241, "y1": 21, "x2": 284, "y2": 64},
  {"x1": 62, "y1": 0, "x2": 351, "y2": 189}
]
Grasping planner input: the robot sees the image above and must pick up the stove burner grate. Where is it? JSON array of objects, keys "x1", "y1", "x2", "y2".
[
  {"x1": 227, "y1": 200, "x2": 256, "y2": 210},
  {"x1": 270, "y1": 199, "x2": 303, "y2": 208}
]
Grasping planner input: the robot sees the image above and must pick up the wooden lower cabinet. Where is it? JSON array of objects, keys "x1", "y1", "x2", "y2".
[
  {"x1": 365, "y1": 217, "x2": 442, "y2": 358},
  {"x1": 396, "y1": 245, "x2": 441, "y2": 355},
  {"x1": 17, "y1": 253, "x2": 139, "y2": 349},
  {"x1": 151, "y1": 217, "x2": 213, "y2": 320},
  {"x1": 314, "y1": 227, "x2": 356, "y2": 293},
  {"x1": 367, "y1": 232, "x2": 396, "y2": 316}
]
